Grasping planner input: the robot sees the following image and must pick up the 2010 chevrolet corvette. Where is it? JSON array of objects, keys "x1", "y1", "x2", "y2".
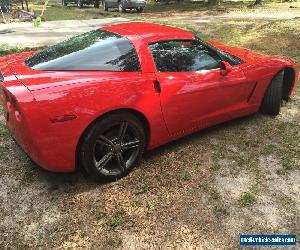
[{"x1": 0, "y1": 22, "x2": 298, "y2": 181}]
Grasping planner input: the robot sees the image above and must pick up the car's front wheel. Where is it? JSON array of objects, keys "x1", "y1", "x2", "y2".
[
  {"x1": 79, "y1": 112, "x2": 146, "y2": 182},
  {"x1": 260, "y1": 70, "x2": 284, "y2": 116}
]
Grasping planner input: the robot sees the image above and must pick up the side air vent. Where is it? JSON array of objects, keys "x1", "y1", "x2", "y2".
[{"x1": 0, "y1": 72, "x2": 3, "y2": 82}]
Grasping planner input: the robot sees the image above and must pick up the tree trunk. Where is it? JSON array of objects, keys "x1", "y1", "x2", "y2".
[{"x1": 25, "y1": 0, "x2": 29, "y2": 11}]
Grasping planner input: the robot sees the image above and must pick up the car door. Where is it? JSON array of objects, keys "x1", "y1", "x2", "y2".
[{"x1": 149, "y1": 40, "x2": 255, "y2": 135}]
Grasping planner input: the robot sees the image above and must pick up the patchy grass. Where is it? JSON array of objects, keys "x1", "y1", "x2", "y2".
[
  {"x1": 31, "y1": 1, "x2": 250, "y2": 21},
  {"x1": 0, "y1": 45, "x2": 44, "y2": 57},
  {"x1": 0, "y1": 123, "x2": 9, "y2": 138},
  {"x1": 41, "y1": 5, "x2": 112, "y2": 21},
  {"x1": 105, "y1": 235, "x2": 122, "y2": 248},
  {"x1": 278, "y1": 196, "x2": 297, "y2": 210},
  {"x1": 134, "y1": 183, "x2": 152, "y2": 195},
  {"x1": 105, "y1": 216, "x2": 126, "y2": 230},
  {"x1": 240, "y1": 190, "x2": 257, "y2": 206}
]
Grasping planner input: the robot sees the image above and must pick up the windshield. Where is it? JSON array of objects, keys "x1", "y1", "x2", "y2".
[{"x1": 25, "y1": 29, "x2": 141, "y2": 72}]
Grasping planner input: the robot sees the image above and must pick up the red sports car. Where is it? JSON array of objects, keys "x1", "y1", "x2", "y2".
[{"x1": 0, "y1": 22, "x2": 298, "y2": 181}]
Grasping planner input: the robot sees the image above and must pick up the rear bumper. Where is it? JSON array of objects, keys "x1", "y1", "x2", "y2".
[
  {"x1": 1, "y1": 85, "x2": 76, "y2": 173},
  {"x1": 5, "y1": 109, "x2": 76, "y2": 173}
]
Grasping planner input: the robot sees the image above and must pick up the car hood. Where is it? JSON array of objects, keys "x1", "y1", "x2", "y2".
[{"x1": 207, "y1": 40, "x2": 270, "y2": 63}]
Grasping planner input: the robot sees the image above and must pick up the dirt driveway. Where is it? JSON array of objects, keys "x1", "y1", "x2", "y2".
[
  {"x1": 0, "y1": 18, "x2": 128, "y2": 48},
  {"x1": 0, "y1": 10, "x2": 299, "y2": 249}
]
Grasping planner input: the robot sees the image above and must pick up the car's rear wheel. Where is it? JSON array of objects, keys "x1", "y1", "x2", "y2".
[
  {"x1": 260, "y1": 70, "x2": 284, "y2": 116},
  {"x1": 118, "y1": 2, "x2": 125, "y2": 12},
  {"x1": 136, "y1": 6, "x2": 144, "y2": 13},
  {"x1": 103, "y1": 1, "x2": 108, "y2": 11},
  {"x1": 79, "y1": 112, "x2": 146, "y2": 182}
]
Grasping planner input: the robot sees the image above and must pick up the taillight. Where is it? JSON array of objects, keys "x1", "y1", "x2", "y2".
[
  {"x1": 0, "y1": 87, "x2": 22, "y2": 122},
  {"x1": 15, "y1": 110, "x2": 22, "y2": 122}
]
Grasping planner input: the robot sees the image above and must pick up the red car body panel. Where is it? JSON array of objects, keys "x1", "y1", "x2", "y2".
[{"x1": 0, "y1": 22, "x2": 298, "y2": 172}]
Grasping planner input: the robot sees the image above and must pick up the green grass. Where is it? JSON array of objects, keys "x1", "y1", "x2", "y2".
[
  {"x1": 93, "y1": 209, "x2": 104, "y2": 220},
  {"x1": 0, "y1": 45, "x2": 45, "y2": 57},
  {"x1": 105, "y1": 216, "x2": 125, "y2": 230},
  {"x1": 0, "y1": 123, "x2": 9, "y2": 138},
  {"x1": 146, "y1": 200, "x2": 157, "y2": 211},
  {"x1": 41, "y1": 5, "x2": 113, "y2": 21},
  {"x1": 106, "y1": 235, "x2": 122, "y2": 247},
  {"x1": 130, "y1": 200, "x2": 143, "y2": 207},
  {"x1": 239, "y1": 185, "x2": 258, "y2": 206},
  {"x1": 134, "y1": 183, "x2": 151, "y2": 195},
  {"x1": 240, "y1": 191, "x2": 256, "y2": 206},
  {"x1": 177, "y1": 170, "x2": 192, "y2": 181}
]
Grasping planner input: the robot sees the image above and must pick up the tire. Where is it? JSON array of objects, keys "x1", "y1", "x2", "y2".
[
  {"x1": 260, "y1": 70, "x2": 284, "y2": 116},
  {"x1": 77, "y1": 0, "x2": 83, "y2": 8},
  {"x1": 118, "y1": 2, "x2": 125, "y2": 12},
  {"x1": 136, "y1": 6, "x2": 144, "y2": 13},
  {"x1": 62, "y1": 0, "x2": 68, "y2": 6},
  {"x1": 79, "y1": 112, "x2": 146, "y2": 182},
  {"x1": 103, "y1": 1, "x2": 108, "y2": 11}
]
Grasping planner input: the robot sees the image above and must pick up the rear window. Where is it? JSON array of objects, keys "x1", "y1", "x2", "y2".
[{"x1": 25, "y1": 29, "x2": 141, "y2": 72}]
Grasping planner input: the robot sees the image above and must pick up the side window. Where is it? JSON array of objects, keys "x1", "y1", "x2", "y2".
[{"x1": 149, "y1": 40, "x2": 221, "y2": 72}]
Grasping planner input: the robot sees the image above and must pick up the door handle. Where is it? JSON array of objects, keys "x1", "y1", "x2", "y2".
[{"x1": 153, "y1": 79, "x2": 161, "y2": 93}]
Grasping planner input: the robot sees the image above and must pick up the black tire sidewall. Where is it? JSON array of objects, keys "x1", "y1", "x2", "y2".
[
  {"x1": 79, "y1": 113, "x2": 146, "y2": 182},
  {"x1": 260, "y1": 70, "x2": 284, "y2": 116}
]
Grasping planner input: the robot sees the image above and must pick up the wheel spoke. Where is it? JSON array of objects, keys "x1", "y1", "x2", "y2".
[
  {"x1": 96, "y1": 135, "x2": 113, "y2": 148},
  {"x1": 116, "y1": 153, "x2": 126, "y2": 172},
  {"x1": 95, "y1": 152, "x2": 113, "y2": 170},
  {"x1": 122, "y1": 140, "x2": 140, "y2": 150},
  {"x1": 118, "y1": 122, "x2": 128, "y2": 142}
]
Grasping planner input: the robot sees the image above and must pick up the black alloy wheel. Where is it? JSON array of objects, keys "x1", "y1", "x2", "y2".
[{"x1": 79, "y1": 112, "x2": 146, "y2": 181}]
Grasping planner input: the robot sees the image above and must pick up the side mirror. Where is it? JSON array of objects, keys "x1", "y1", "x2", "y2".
[{"x1": 220, "y1": 61, "x2": 232, "y2": 76}]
